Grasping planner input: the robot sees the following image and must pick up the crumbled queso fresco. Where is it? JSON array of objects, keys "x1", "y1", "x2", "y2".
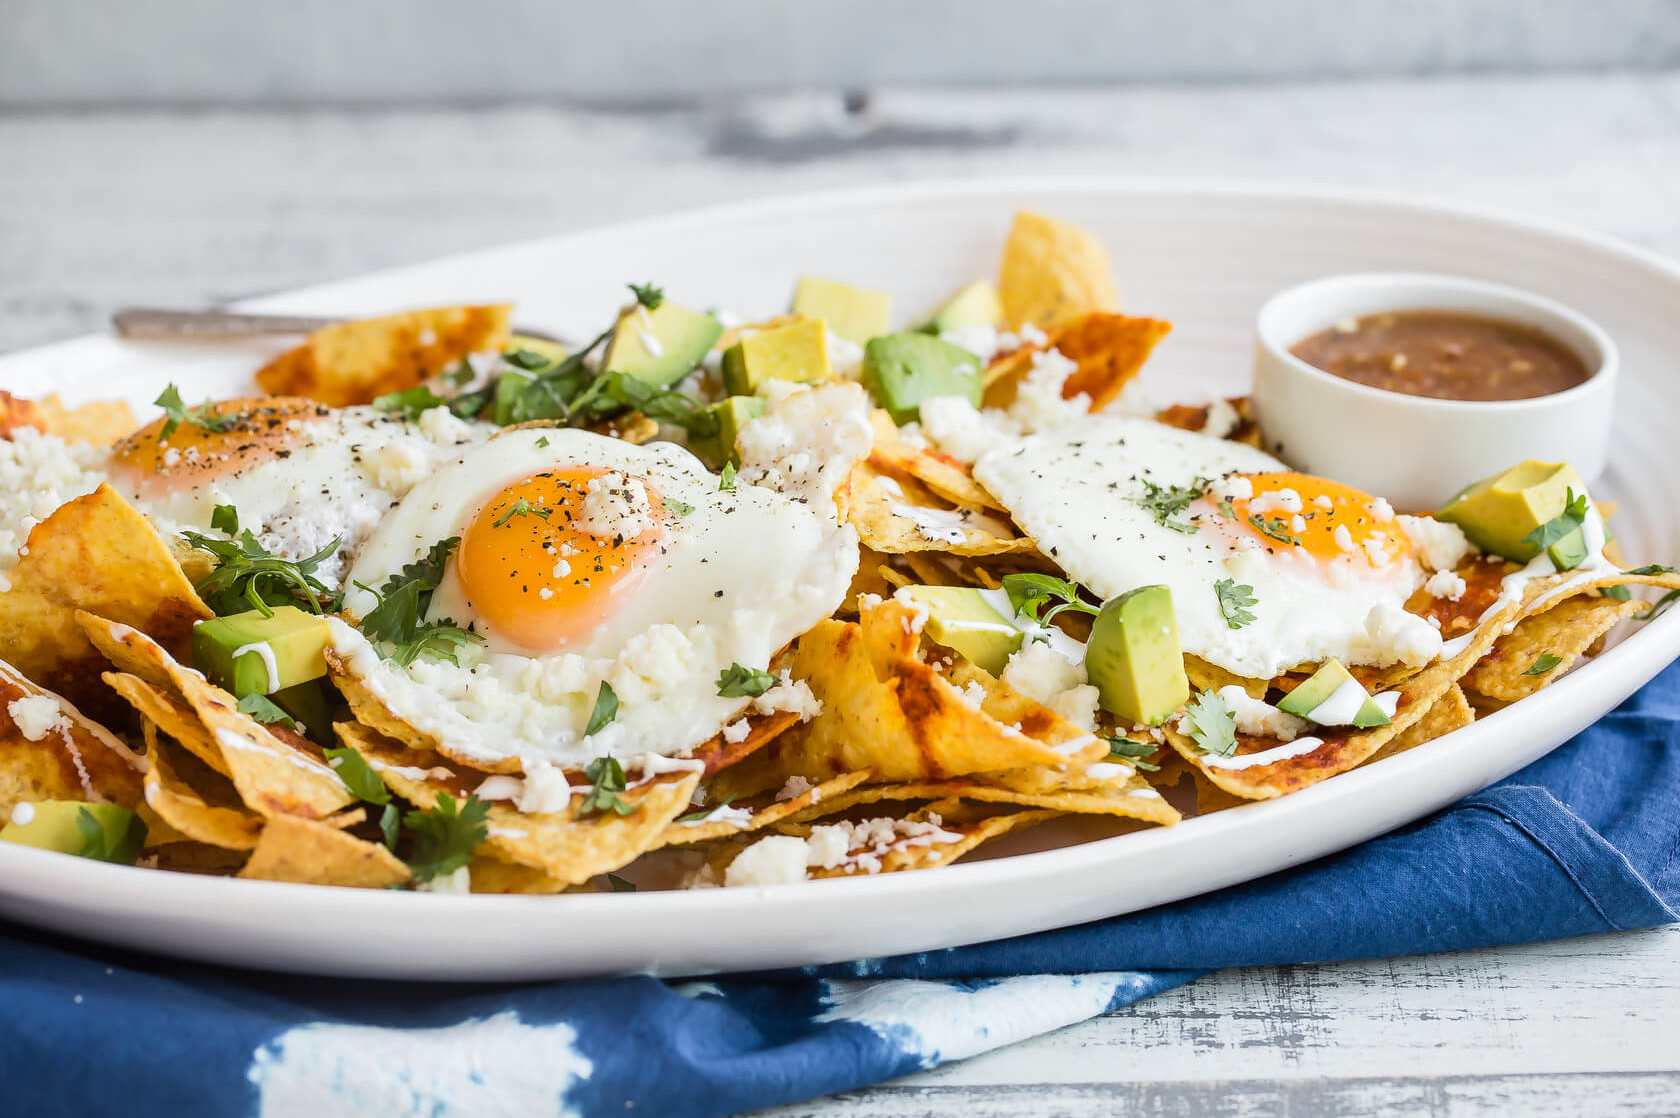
[{"x1": 0, "y1": 427, "x2": 108, "y2": 582}]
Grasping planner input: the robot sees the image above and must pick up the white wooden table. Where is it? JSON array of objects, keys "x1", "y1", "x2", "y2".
[{"x1": 7, "y1": 73, "x2": 1680, "y2": 1115}]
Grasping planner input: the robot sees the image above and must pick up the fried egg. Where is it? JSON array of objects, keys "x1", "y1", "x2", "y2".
[
  {"x1": 972, "y1": 415, "x2": 1444, "y2": 680},
  {"x1": 106, "y1": 397, "x2": 488, "y2": 585},
  {"x1": 332, "y1": 418, "x2": 863, "y2": 769}
]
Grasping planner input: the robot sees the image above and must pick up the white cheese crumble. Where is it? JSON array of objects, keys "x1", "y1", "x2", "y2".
[
  {"x1": 751, "y1": 671, "x2": 822, "y2": 721},
  {"x1": 1007, "y1": 347, "x2": 1091, "y2": 433},
  {"x1": 416, "y1": 866, "x2": 472, "y2": 894},
  {"x1": 723, "y1": 834, "x2": 809, "y2": 886},
  {"x1": 0, "y1": 428, "x2": 108, "y2": 570},
  {"x1": 577, "y1": 473, "x2": 657, "y2": 540},
  {"x1": 776, "y1": 775, "x2": 816, "y2": 802},
  {"x1": 514, "y1": 759, "x2": 574, "y2": 815},
  {"x1": 6, "y1": 694, "x2": 68, "y2": 742},
  {"x1": 1217, "y1": 685, "x2": 1310, "y2": 741},
  {"x1": 1398, "y1": 514, "x2": 1474, "y2": 572},
  {"x1": 735, "y1": 382, "x2": 874, "y2": 505},
  {"x1": 1001, "y1": 641, "x2": 1101, "y2": 731},
  {"x1": 721, "y1": 718, "x2": 751, "y2": 744},
  {"x1": 1424, "y1": 569, "x2": 1468, "y2": 602},
  {"x1": 1202, "y1": 398, "x2": 1240, "y2": 438}
]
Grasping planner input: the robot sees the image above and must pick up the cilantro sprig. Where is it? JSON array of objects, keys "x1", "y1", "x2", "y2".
[
  {"x1": 1522, "y1": 488, "x2": 1589, "y2": 563},
  {"x1": 323, "y1": 745, "x2": 403, "y2": 850},
  {"x1": 585, "y1": 681, "x2": 619, "y2": 736},
  {"x1": 1184, "y1": 689, "x2": 1238, "y2": 758},
  {"x1": 1215, "y1": 579, "x2": 1257, "y2": 630},
  {"x1": 491, "y1": 498, "x2": 552, "y2": 528},
  {"x1": 1522, "y1": 654, "x2": 1562, "y2": 677},
  {"x1": 1130, "y1": 477, "x2": 1210, "y2": 535},
  {"x1": 1104, "y1": 737, "x2": 1161, "y2": 772},
  {"x1": 403, "y1": 792, "x2": 489, "y2": 883},
  {"x1": 1001, "y1": 573, "x2": 1101, "y2": 627},
  {"x1": 628, "y1": 282, "x2": 665, "y2": 310},
  {"x1": 354, "y1": 537, "x2": 483, "y2": 667},
  {"x1": 154, "y1": 384, "x2": 240, "y2": 441},
  {"x1": 237, "y1": 693, "x2": 297, "y2": 731},
  {"x1": 577, "y1": 756, "x2": 634, "y2": 818},
  {"x1": 1247, "y1": 514, "x2": 1302, "y2": 548},
  {"x1": 717, "y1": 663, "x2": 775, "y2": 698},
  {"x1": 181, "y1": 507, "x2": 341, "y2": 617}
]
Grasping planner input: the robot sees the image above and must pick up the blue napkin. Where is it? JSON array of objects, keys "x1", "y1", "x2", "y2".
[{"x1": 5, "y1": 661, "x2": 1678, "y2": 1118}]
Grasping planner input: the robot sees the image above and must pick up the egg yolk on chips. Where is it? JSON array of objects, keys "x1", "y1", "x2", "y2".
[
  {"x1": 107, "y1": 396, "x2": 330, "y2": 497},
  {"x1": 455, "y1": 467, "x2": 670, "y2": 652}
]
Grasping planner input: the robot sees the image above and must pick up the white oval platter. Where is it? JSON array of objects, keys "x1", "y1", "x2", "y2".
[{"x1": 1, "y1": 177, "x2": 1676, "y2": 981}]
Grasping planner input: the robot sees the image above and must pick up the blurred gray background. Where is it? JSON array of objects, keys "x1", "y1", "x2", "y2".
[
  {"x1": 5, "y1": 0, "x2": 1680, "y2": 103},
  {"x1": 5, "y1": 0, "x2": 1680, "y2": 353}
]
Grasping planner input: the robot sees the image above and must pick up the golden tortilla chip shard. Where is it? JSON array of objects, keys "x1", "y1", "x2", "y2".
[
  {"x1": 1047, "y1": 313, "x2": 1172, "y2": 411},
  {"x1": 237, "y1": 814, "x2": 411, "y2": 888},
  {"x1": 0, "y1": 393, "x2": 138, "y2": 447},
  {"x1": 324, "y1": 648, "x2": 524, "y2": 775},
  {"x1": 713, "y1": 600, "x2": 1095, "y2": 798},
  {"x1": 997, "y1": 211, "x2": 1119, "y2": 331},
  {"x1": 0, "y1": 485, "x2": 211, "y2": 716},
  {"x1": 839, "y1": 459, "x2": 1036, "y2": 557},
  {"x1": 650, "y1": 768, "x2": 875, "y2": 849},
  {"x1": 867, "y1": 412, "x2": 1005, "y2": 512},
  {"x1": 103, "y1": 670, "x2": 231, "y2": 777},
  {"x1": 1184, "y1": 656, "x2": 1269, "y2": 700},
  {"x1": 1372, "y1": 684, "x2": 1475, "y2": 762},
  {"x1": 254, "y1": 305, "x2": 513, "y2": 407},
  {"x1": 780, "y1": 768, "x2": 1179, "y2": 828},
  {"x1": 804, "y1": 805, "x2": 1058, "y2": 878},
  {"x1": 1463, "y1": 594, "x2": 1644, "y2": 702},
  {"x1": 336, "y1": 722, "x2": 698, "y2": 888},
  {"x1": 141, "y1": 729, "x2": 262, "y2": 851},
  {"x1": 79, "y1": 613, "x2": 352, "y2": 819},
  {"x1": 0, "y1": 658, "x2": 144, "y2": 815},
  {"x1": 467, "y1": 854, "x2": 571, "y2": 895}
]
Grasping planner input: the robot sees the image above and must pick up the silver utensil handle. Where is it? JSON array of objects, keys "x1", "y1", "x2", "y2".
[{"x1": 112, "y1": 307, "x2": 340, "y2": 339}]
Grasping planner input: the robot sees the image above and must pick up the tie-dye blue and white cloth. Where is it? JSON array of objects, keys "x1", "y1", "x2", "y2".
[{"x1": 7, "y1": 662, "x2": 1680, "y2": 1117}]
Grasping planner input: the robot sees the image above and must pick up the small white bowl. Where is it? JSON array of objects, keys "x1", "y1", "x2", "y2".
[{"x1": 1251, "y1": 273, "x2": 1618, "y2": 512}]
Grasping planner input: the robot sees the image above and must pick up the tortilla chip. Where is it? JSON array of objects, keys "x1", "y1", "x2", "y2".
[
  {"x1": 79, "y1": 613, "x2": 353, "y2": 819},
  {"x1": 1371, "y1": 684, "x2": 1475, "y2": 761},
  {"x1": 467, "y1": 854, "x2": 570, "y2": 895},
  {"x1": 0, "y1": 658, "x2": 144, "y2": 815},
  {"x1": 103, "y1": 670, "x2": 230, "y2": 778},
  {"x1": 651, "y1": 768, "x2": 875, "y2": 849},
  {"x1": 0, "y1": 485, "x2": 211, "y2": 717},
  {"x1": 868, "y1": 412, "x2": 1005, "y2": 512},
  {"x1": 713, "y1": 599, "x2": 1098, "y2": 798},
  {"x1": 779, "y1": 765, "x2": 1179, "y2": 828},
  {"x1": 335, "y1": 722, "x2": 699, "y2": 888},
  {"x1": 1044, "y1": 313, "x2": 1172, "y2": 411},
  {"x1": 839, "y1": 459, "x2": 1036, "y2": 557},
  {"x1": 997, "y1": 211, "x2": 1119, "y2": 331},
  {"x1": 0, "y1": 393, "x2": 137, "y2": 447},
  {"x1": 805, "y1": 804, "x2": 1057, "y2": 878},
  {"x1": 254, "y1": 305, "x2": 513, "y2": 407},
  {"x1": 149, "y1": 842, "x2": 250, "y2": 875},
  {"x1": 1185, "y1": 655, "x2": 1269, "y2": 700},
  {"x1": 237, "y1": 814, "x2": 410, "y2": 888},
  {"x1": 1463, "y1": 594, "x2": 1645, "y2": 702},
  {"x1": 140, "y1": 727, "x2": 262, "y2": 851}
]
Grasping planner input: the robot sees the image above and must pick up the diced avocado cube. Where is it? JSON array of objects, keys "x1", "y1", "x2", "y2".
[
  {"x1": 919, "y1": 281, "x2": 1004, "y2": 334},
  {"x1": 690, "y1": 395, "x2": 767, "y2": 469},
  {"x1": 791, "y1": 276, "x2": 892, "y2": 344},
  {"x1": 505, "y1": 335, "x2": 568, "y2": 371},
  {"x1": 1437, "y1": 460, "x2": 1588, "y2": 562},
  {"x1": 270, "y1": 679, "x2": 332, "y2": 740},
  {"x1": 601, "y1": 300, "x2": 723, "y2": 388},
  {"x1": 1, "y1": 801, "x2": 145, "y2": 865},
  {"x1": 1548, "y1": 527, "x2": 1589, "y2": 572},
  {"x1": 1084, "y1": 585, "x2": 1190, "y2": 726},
  {"x1": 860, "y1": 333, "x2": 985, "y2": 424},
  {"x1": 192, "y1": 606, "x2": 331, "y2": 698},
  {"x1": 1276, "y1": 659, "x2": 1391, "y2": 729},
  {"x1": 896, "y1": 585, "x2": 1023, "y2": 675},
  {"x1": 492, "y1": 368, "x2": 534, "y2": 425},
  {"x1": 720, "y1": 319, "x2": 832, "y2": 396}
]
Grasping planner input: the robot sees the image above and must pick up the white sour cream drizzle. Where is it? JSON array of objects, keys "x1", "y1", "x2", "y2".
[
  {"x1": 1202, "y1": 735, "x2": 1325, "y2": 771},
  {"x1": 1304, "y1": 677, "x2": 1374, "y2": 726},
  {"x1": 680, "y1": 803, "x2": 754, "y2": 828},
  {"x1": 231, "y1": 642, "x2": 281, "y2": 694}
]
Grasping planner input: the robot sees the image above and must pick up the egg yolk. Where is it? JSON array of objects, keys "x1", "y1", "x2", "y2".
[
  {"x1": 1220, "y1": 471, "x2": 1413, "y2": 570},
  {"x1": 454, "y1": 467, "x2": 670, "y2": 652},
  {"x1": 107, "y1": 396, "x2": 330, "y2": 497}
]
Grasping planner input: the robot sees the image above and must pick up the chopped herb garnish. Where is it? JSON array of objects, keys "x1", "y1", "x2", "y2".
[
  {"x1": 1215, "y1": 579, "x2": 1257, "y2": 630},
  {"x1": 379, "y1": 803, "x2": 401, "y2": 850},
  {"x1": 577, "y1": 756, "x2": 634, "y2": 818},
  {"x1": 717, "y1": 663, "x2": 775, "y2": 698},
  {"x1": 606, "y1": 873, "x2": 638, "y2": 892},
  {"x1": 372, "y1": 385, "x2": 448, "y2": 419},
  {"x1": 1522, "y1": 654, "x2": 1562, "y2": 676},
  {"x1": 676, "y1": 794, "x2": 738, "y2": 824},
  {"x1": 403, "y1": 792, "x2": 489, "y2": 883},
  {"x1": 1602, "y1": 585, "x2": 1632, "y2": 601},
  {"x1": 237, "y1": 693, "x2": 297, "y2": 730},
  {"x1": 503, "y1": 348, "x2": 554, "y2": 372},
  {"x1": 667, "y1": 498, "x2": 695, "y2": 516},
  {"x1": 492, "y1": 498, "x2": 552, "y2": 527},
  {"x1": 154, "y1": 384, "x2": 239, "y2": 440},
  {"x1": 1626, "y1": 564, "x2": 1676, "y2": 576},
  {"x1": 1216, "y1": 499, "x2": 1237, "y2": 521},
  {"x1": 355, "y1": 537, "x2": 484, "y2": 667},
  {"x1": 1130, "y1": 477, "x2": 1210, "y2": 535},
  {"x1": 720, "y1": 461, "x2": 737, "y2": 491},
  {"x1": 180, "y1": 528, "x2": 341, "y2": 617},
  {"x1": 1001, "y1": 572, "x2": 1101, "y2": 626},
  {"x1": 1639, "y1": 589, "x2": 1680, "y2": 622},
  {"x1": 585, "y1": 681, "x2": 619, "y2": 736},
  {"x1": 209, "y1": 503, "x2": 240, "y2": 536},
  {"x1": 536, "y1": 436, "x2": 550, "y2": 448},
  {"x1": 1247, "y1": 514, "x2": 1302, "y2": 548},
  {"x1": 1104, "y1": 737, "x2": 1161, "y2": 772},
  {"x1": 323, "y1": 746, "x2": 391, "y2": 806},
  {"x1": 442, "y1": 359, "x2": 477, "y2": 388},
  {"x1": 628, "y1": 282, "x2": 665, "y2": 310},
  {"x1": 1521, "y1": 489, "x2": 1589, "y2": 559},
  {"x1": 1185, "y1": 689, "x2": 1238, "y2": 758}
]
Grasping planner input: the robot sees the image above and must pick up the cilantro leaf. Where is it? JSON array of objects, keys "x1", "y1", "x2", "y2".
[
  {"x1": 373, "y1": 385, "x2": 448, "y2": 419},
  {"x1": 1215, "y1": 579, "x2": 1257, "y2": 630},
  {"x1": 1602, "y1": 585, "x2": 1632, "y2": 601},
  {"x1": 1639, "y1": 589, "x2": 1680, "y2": 622},
  {"x1": 1000, "y1": 572, "x2": 1101, "y2": 626},
  {"x1": 154, "y1": 383, "x2": 239, "y2": 441},
  {"x1": 1185, "y1": 689, "x2": 1238, "y2": 758},
  {"x1": 491, "y1": 498, "x2": 552, "y2": 528},
  {"x1": 667, "y1": 498, "x2": 694, "y2": 516},
  {"x1": 502, "y1": 348, "x2": 555, "y2": 372},
  {"x1": 716, "y1": 663, "x2": 775, "y2": 698},
  {"x1": 237, "y1": 693, "x2": 297, "y2": 731},
  {"x1": 676, "y1": 794, "x2": 738, "y2": 824},
  {"x1": 1104, "y1": 736, "x2": 1161, "y2": 772},
  {"x1": 536, "y1": 436, "x2": 550, "y2": 448},
  {"x1": 1522, "y1": 653, "x2": 1562, "y2": 676},
  {"x1": 576, "y1": 756, "x2": 635, "y2": 818},
  {"x1": 354, "y1": 538, "x2": 484, "y2": 667},
  {"x1": 1130, "y1": 476, "x2": 1209, "y2": 534},
  {"x1": 379, "y1": 802, "x2": 402, "y2": 850},
  {"x1": 585, "y1": 682, "x2": 619, "y2": 736},
  {"x1": 1626, "y1": 565, "x2": 1677, "y2": 576},
  {"x1": 1247, "y1": 513, "x2": 1303, "y2": 548},
  {"x1": 720, "y1": 461, "x2": 737, "y2": 491},
  {"x1": 209, "y1": 504, "x2": 240, "y2": 535},
  {"x1": 402, "y1": 792, "x2": 489, "y2": 883},
  {"x1": 181, "y1": 529, "x2": 341, "y2": 617},
  {"x1": 628, "y1": 282, "x2": 665, "y2": 310},
  {"x1": 323, "y1": 746, "x2": 391, "y2": 806},
  {"x1": 1521, "y1": 488, "x2": 1589, "y2": 557}
]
